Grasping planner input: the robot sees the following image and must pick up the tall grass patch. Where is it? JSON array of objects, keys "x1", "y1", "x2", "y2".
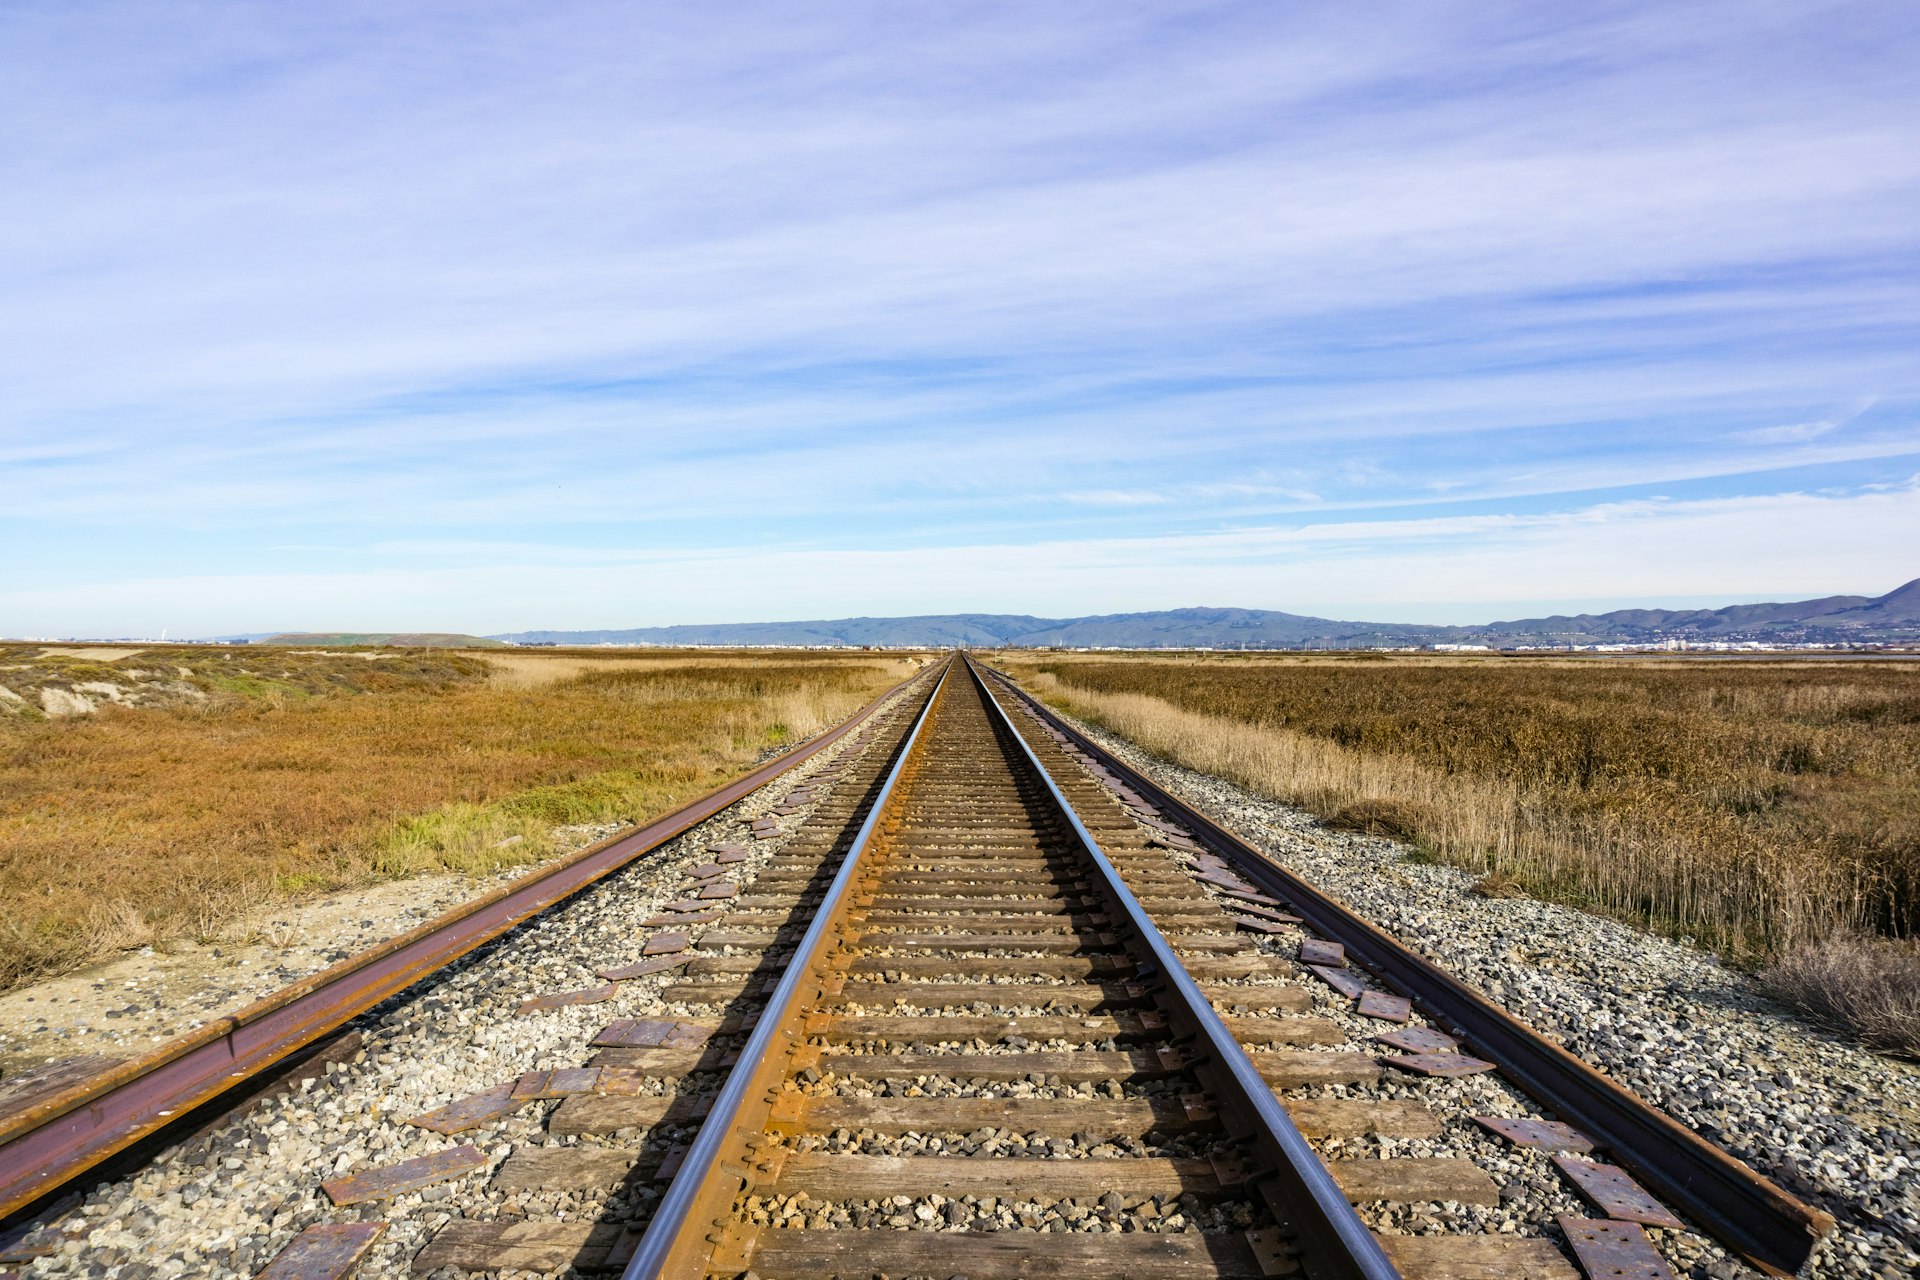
[
  {"x1": 1002, "y1": 653, "x2": 1920, "y2": 1052},
  {"x1": 0, "y1": 647, "x2": 909, "y2": 989}
]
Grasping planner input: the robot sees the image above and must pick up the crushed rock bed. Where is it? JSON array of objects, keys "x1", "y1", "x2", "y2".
[
  {"x1": 0, "y1": 862, "x2": 589, "y2": 1074},
  {"x1": 11, "y1": 688, "x2": 923, "y2": 1280},
  {"x1": 1049, "y1": 706, "x2": 1920, "y2": 1280}
]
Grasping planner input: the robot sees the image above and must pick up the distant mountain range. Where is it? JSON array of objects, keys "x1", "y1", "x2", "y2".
[{"x1": 488, "y1": 579, "x2": 1920, "y2": 649}]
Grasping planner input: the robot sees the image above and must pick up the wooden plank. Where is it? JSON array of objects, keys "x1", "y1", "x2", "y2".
[
  {"x1": 1329, "y1": 1159, "x2": 1502, "y2": 1206},
  {"x1": 1206, "y1": 984, "x2": 1314, "y2": 1013},
  {"x1": 1182, "y1": 955, "x2": 1294, "y2": 979},
  {"x1": 685, "y1": 955, "x2": 791, "y2": 976},
  {"x1": 861, "y1": 922, "x2": 1087, "y2": 938},
  {"x1": 1377, "y1": 1234, "x2": 1579, "y2": 1280},
  {"x1": 403, "y1": 1083, "x2": 529, "y2": 1134},
  {"x1": 831, "y1": 980, "x2": 1145, "y2": 1009},
  {"x1": 856, "y1": 886, "x2": 1082, "y2": 905},
  {"x1": 748, "y1": 1227, "x2": 1264, "y2": 1278},
  {"x1": 847, "y1": 954, "x2": 1130, "y2": 978},
  {"x1": 512, "y1": 1067, "x2": 602, "y2": 1099},
  {"x1": 547, "y1": 1092, "x2": 710, "y2": 1136},
  {"x1": 810, "y1": 1013, "x2": 1132, "y2": 1043},
  {"x1": 860, "y1": 934, "x2": 1097, "y2": 953},
  {"x1": 805, "y1": 1048, "x2": 1174, "y2": 1082},
  {"x1": 1169, "y1": 935, "x2": 1255, "y2": 953},
  {"x1": 697, "y1": 928, "x2": 801, "y2": 949},
  {"x1": 1283, "y1": 1097, "x2": 1442, "y2": 1139},
  {"x1": 760, "y1": 1152, "x2": 1223, "y2": 1199},
  {"x1": 887, "y1": 849, "x2": 1076, "y2": 862},
  {"x1": 882, "y1": 870, "x2": 1086, "y2": 884},
  {"x1": 861, "y1": 912, "x2": 1108, "y2": 929},
  {"x1": 769, "y1": 1094, "x2": 1206, "y2": 1136},
  {"x1": 1251, "y1": 1050, "x2": 1382, "y2": 1087},
  {"x1": 829, "y1": 979, "x2": 1312, "y2": 1014},
  {"x1": 414, "y1": 1222, "x2": 622, "y2": 1274},
  {"x1": 321, "y1": 1144, "x2": 487, "y2": 1205},
  {"x1": 584, "y1": 1046, "x2": 722, "y2": 1075},
  {"x1": 813, "y1": 1011, "x2": 1340, "y2": 1046},
  {"x1": 255, "y1": 1223, "x2": 384, "y2": 1280},
  {"x1": 490, "y1": 1146, "x2": 641, "y2": 1193},
  {"x1": 596, "y1": 956, "x2": 690, "y2": 982},
  {"x1": 1222, "y1": 1015, "x2": 1345, "y2": 1046},
  {"x1": 801, "y1": 1047, "x2": 1378, "y2": 1087},
  {"x1": 590, "y1": 1017, "x2": 715, "y2": 1049},
  {"x1": 662, "y1": 978, "x2": 779, "y2": 1004},
  {"x1": 869, "y1": 895, "x2": 1090, "y2": 912}
]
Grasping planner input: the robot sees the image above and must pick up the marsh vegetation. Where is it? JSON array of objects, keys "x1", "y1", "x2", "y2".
[
  {"x1": 0, "y1": 645, "x2": 911, "y2": 990},
  {"x1": 999, "y1": 651, "x2": 1920, "y2": 1053}
]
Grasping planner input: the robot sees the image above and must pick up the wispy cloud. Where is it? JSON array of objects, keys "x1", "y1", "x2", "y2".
[
  {"x1": 1, "y1": 2, "x2": 1916, "y2": 631},
  {"x1": 1738, "y1": 420, "x2": 1838, "y2": 444},
  {"x1": 4, "y1": 480, "x2": 1914, "y2": 636}
]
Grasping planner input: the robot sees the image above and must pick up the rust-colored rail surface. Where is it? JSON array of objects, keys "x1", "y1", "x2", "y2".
[
  {"x1": 605, "y1": 658, "x2": 1567, "y2": 1280},
  {"x1": 0, "y1": 666, "x2": 929, "y2": 1224}
]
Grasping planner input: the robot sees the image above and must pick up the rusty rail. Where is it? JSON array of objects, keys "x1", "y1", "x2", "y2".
[
  {"x1": 622, "y1": 657, "x2": 951, "y2": 1279},
  {"x1": 972, "y1": 657, "x2": 1401, "y2": 1280},
  {"x1": 981, "y1": 663, "x2": 1835, "y2": 1278},
  {"x1": 0, "y1": 665, "x2": 934, "y2": 1224}
]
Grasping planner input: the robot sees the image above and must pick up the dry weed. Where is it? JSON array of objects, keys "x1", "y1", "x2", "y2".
[
  {"x1": 1006, "y1": 655, "x2": 1920, "y2": 963},
  {"x1": 0, "y1": 647, "x2": 909, "y2": 989},
  {"x1": 1760, "y1": 934, "x2": 1920, "y2": 1057},
  {"x1": 1324, "y1": 798, "x2": 1432, "y2": 843}
]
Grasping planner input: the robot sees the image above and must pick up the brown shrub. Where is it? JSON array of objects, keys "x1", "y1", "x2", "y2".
[
  {"x1": 1324, "y1": 798, "x2": 1431, "y2": 843},
  {"x1": 1759, "y1": 933, "x2": 1920, "y2": 1058},
  {"x1": 1471, "y1": 871, "x2": 1529, "y2": 900}
]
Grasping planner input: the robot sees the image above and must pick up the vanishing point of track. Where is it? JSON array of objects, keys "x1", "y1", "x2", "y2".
[{"x1": 0, "y1": 655, "x2": 1833, "y2": 1280}]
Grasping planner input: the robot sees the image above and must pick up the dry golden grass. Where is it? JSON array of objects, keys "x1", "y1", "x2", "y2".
[
  {"x1": 1000, "y1": 653, "x2": 1920, "y2": 966},
  {"x1": 0, "y1": 645, "x2": 912, "y2": 990},
  {"x1": 1759, "y1": 933, "x2": 1920, "y2": 1055}
]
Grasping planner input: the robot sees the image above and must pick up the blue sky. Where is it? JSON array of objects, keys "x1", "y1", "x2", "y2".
[{"x1": 3, "y1": 1, "x2": 1917, "y2": 636}]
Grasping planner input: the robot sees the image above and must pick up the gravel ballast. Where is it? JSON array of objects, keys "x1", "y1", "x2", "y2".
[{"x1": 6, "y1": 685, "x2": 927, "y2": 1280}]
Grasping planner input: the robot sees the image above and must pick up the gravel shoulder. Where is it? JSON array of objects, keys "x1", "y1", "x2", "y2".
[
  {"x1": 4, "y1": 691, "x2": 919, "y2": 1279},
  {"x1": 1049, "y1": 708, "x2": 1920, "y2": 1280},
  {"x1": 0, "y1": 832, "x2": 621, "y2": 1080}
]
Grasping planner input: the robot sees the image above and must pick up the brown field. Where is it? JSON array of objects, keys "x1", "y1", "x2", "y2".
[
  {"x1": 997, "y1": 652, "x2": 1920, "y2": 1051},
  {"x1": 0, "y1": 645, "x2": 916, "y2": 991}
]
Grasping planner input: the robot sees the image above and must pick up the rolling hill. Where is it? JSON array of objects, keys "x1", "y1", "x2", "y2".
[{"x1": 489, "y1": 579, "x2": 1920, "y2": 649}]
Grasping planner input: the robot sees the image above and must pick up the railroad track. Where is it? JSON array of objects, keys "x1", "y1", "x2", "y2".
[{"x1": 0, "y1": 655, "x2": 1831, "y2": 1280}]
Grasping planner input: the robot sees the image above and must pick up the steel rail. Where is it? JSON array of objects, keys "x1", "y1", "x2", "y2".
[
  {"x1": 981, "y1": 664, "x2": 1836, "y2": 1278},
  {"x1": 0, "y1": 665, "x2": 935, "y2": 1225},
  {"x1": 624, "y1": 657, "x2": 953, "y2": 1280},
  {"x1": 969, "y1": 657, "x2": 1401, "y2": 1280}
]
